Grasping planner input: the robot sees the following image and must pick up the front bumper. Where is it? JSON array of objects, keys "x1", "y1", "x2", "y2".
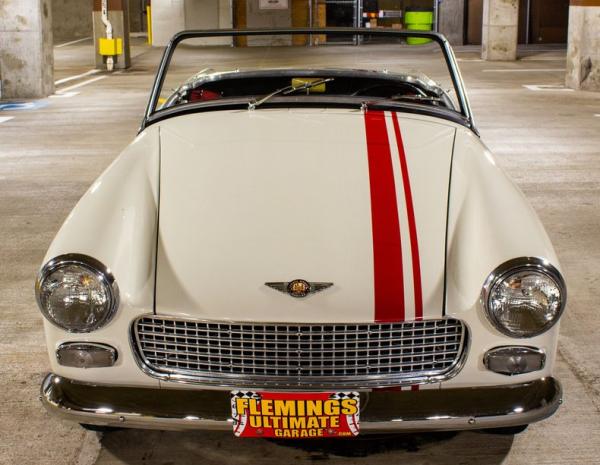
[{"x1": 40, "y1": 374, "x2": 562, "y2": 433}]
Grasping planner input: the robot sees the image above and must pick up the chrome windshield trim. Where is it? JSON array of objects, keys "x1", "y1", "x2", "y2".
[
  {"x1": 143, "y1": 97, "x2": 471, "y2": 131},
  {"x1": 129, "y1": 314, "x2": 469, "y2": 389}
]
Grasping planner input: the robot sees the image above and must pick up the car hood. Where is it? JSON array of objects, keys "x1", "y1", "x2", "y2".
[{"x1": 155, "y1": 109, "x2": 456, "y2": 323}]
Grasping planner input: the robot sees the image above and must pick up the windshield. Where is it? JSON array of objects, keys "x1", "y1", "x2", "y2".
[{"x1": 145, "y1": 29, "x2": 471, "y2": 125}]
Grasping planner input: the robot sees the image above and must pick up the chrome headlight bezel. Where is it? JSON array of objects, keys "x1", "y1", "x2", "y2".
[
  {"x1": 481, "y1": 257, "x2": 566, "y2": 338},
  {"x1": 35, "y1": 254, "x2": 119, "y2": 333}
]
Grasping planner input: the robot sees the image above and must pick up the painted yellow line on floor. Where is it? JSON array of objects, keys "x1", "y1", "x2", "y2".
[
  {"x1": 56, "y1": 76, "x2": 107, "y2": 94},
  {"x1": 55, "y1": 69, "x2": 100, "y2": 86}
]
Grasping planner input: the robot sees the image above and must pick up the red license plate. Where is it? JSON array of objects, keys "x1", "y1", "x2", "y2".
[{"x1": 231, "y1": 391, "x2": 360, "y2": 438}]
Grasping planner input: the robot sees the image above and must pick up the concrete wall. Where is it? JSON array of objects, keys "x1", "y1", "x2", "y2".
[
  {"x1": 439, "y1": 0, "x2": 465, "y2": 45},
  {"x1": 186, "y1": 0, "x2": 220, "y2": 28},
  {"x1": 52, "y1": 0, "x2": 143, "y2": 41},
  {"x1": 566, "y1": 5, "x2": 600, "y2": 91},
  {"x1": 246, "y1": 0, "x2": 291, "y2": 46},
  {"x1": 0, "y1": 0, "x2": 54, "y2": 98},
  {"x1": 185, "y1": 0, "x2": 231, "y2": 44},
  {"x1": 151, "y1": 0, "x2": 231, "y2": 46},
  {"x1": 152, "y1": 0, "x2": 185, "y2": 46},
  {"x1": 246, "y1": 0, "x2": 291, "y2": 28},
  {"x1": 51, "y1": 0, "x2": 93, "y2": 41},
  {"x1": 129, "y1": 0, "x2": 145, "y2": 32}
]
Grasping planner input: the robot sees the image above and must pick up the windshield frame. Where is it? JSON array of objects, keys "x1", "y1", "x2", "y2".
[{"x1": 141, "y1": 28, "x2": 475, "y2": 131}]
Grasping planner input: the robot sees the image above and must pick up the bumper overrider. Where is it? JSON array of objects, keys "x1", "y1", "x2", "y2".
[{"x1": 40, "y1": 374, "x2": 561, "y2": 432}]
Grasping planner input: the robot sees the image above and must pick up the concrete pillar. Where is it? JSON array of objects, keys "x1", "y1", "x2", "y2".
[
  {"x1": 184, "y1": 0, "x2": 232, "y2": 45},
  {"x1": 482, "y1": 0, "x2": 519, "y2": 61},
  {"x1": 438, "y1": 0, "x2": 465, "y2": 45},
  {"x1": 0, "y1": 0, "x2": 54, "y2": 98},
  {"x1": 92, "y1": 0, "x2": 131, "y2": 70},
  {"x1": 129, "y1": 0, "x2": 145, "y2": 33},
  {"x1": 151, "y1": 0, "x2": 231, "y2": 47},
  {"x1": 218, "y1": 0, "x2": 233, "y2": 29},
  {"x1": 566, "y1": 1, "x2": 600, "y2": 91},
  {"x1": 151, "y1": 0, "x2": 185, "y2": 46},
  {"x1": 52, "y1": 0, "x2": 93, "y2": 41}
]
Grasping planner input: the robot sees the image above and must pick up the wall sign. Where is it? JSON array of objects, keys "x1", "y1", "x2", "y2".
[{"x1": 259, "y1": 0, "x2": 289, "y2": 10}]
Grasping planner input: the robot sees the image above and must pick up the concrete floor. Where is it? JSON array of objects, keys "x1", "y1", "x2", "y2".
[{"x1": 1, "y1": 38, "x2": 600, "y2": 465}]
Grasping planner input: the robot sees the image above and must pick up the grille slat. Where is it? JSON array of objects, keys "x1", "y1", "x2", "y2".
[
  {"x1": 138, "y1": 331, "x2": 461, "y2": 347},
  {"x1": 134, "y1": 316, "x2": 466, "y2": 388},
  {"x1": 140, "y1": 348, "x2": 459, "y2": 366},
  {"x1": 139, "y1": 341, "x2": 460, "y2": 354}
]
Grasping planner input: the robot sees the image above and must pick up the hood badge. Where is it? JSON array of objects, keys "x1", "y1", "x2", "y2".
[{"x1": 265, "y1": 279, "x2": 333, "y2": 298}]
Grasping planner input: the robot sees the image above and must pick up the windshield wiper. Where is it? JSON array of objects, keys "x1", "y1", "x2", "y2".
[
  {"x1": 248, "y1": 78, "x2": 334, "y2": 110},
  {"x1": 388, "y1": 94, "x2": 444, "y2": 104},
  {"x1": 360, "y1": 94, "x2": 447, "y2": 112}
]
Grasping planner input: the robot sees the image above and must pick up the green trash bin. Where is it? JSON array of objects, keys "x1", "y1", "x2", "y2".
[{"x1": 405, "y1": 10, "x2": 433, "y2": 45}]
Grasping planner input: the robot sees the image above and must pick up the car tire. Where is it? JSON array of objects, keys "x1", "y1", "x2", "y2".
[
  {"x1": 79, "y1": 423, "x2": 122, "y2": 433},
  {"x1": 481, "y1": 424, "x2": 529, "y2": 435}
]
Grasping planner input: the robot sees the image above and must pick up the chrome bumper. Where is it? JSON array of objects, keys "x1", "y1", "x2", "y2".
[{"x1": 40, "y1": 374, "x2": 562, "y2": 433}]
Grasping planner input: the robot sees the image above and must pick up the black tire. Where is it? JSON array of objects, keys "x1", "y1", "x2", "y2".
[
  {"x1": 481, "y1": 424, "x2": 529, "y2": 435},
  {"x1": 80, "y1": 423, "x2": 122, "y2": 433}
]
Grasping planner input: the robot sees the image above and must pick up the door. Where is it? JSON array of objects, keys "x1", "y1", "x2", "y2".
[
  {"x1": 324, "y1": 0, "x2": 357, "y2": 28},
  {"x1": 467, "y1": 0, "x2": 522, "y2": 45},
  {"x1": 466, "y1": 0, "x2": 483, "y2": 45},
  {"x1": 530, "y1": 0, "x2": 569, "y2": 44}
]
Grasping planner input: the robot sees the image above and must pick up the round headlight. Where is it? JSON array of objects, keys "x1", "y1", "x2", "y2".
[
  {"x1": 482, "y1": 257, "x2": 566, "y2": 338},
  {"x1": 35, "y1": 254, "x2": 119, "y2": 333}
]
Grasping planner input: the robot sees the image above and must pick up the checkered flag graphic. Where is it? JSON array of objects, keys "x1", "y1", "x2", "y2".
[
  {"x1": 231, "y1": 391, "x2": 262, "y2": 437},
  {"x1": 231, "y1": 391, "x2": 261, "y2": 400},
  {"x1": 329, "y1": 392, "x2": 360, "y2": 435},
  {"x1": 329, "y1": 392, "x2": 359, "y2": 400}
]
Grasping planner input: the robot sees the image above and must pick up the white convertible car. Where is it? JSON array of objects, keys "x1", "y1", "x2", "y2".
[{"x1": 38, "y1": 29, "x2": 565, "y2": 438}]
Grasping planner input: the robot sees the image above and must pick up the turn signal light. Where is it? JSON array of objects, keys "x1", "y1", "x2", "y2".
[
  {"x1": 56, "y1": 343, "x2": 117, "y2": 368},
  {"x1": 484, "y1": 346, "x2": 545, "y2": 376}
]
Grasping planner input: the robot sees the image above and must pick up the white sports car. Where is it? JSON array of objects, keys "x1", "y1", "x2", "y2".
[{"x1": 38, "y1": 29, "x2": 565, "y2": 438}]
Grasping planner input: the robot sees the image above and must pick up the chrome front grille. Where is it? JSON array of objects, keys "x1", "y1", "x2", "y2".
[{"x1": 133, "y1": 315, "x2": 467, "y2": 388}]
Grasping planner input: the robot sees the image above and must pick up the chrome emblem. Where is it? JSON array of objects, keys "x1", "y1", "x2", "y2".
[{"x1": 265, "y1": 280, "x2": 333, "y2": 298}]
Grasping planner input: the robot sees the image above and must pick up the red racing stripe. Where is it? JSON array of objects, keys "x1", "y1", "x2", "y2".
[
  {"x1": 364, "y1": 110, "x2": 405, "y2": 322},
  {"x1": 391, "y1": 112, "x2": 423, "y2": 320}
]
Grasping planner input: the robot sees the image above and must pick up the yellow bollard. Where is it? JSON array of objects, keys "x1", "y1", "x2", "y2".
[{"x1": 146, "y1": 6, "x2": 153, "y2": 45}]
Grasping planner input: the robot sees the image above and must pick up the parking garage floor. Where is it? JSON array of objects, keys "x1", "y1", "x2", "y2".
[{"x1": 1, "y1": 38, "x2": 600, "y2": 465}]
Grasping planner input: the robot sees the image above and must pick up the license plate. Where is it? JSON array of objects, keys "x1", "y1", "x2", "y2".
[{"x1": 231, "y1": 391, "x2": 360, "y2": 438}]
